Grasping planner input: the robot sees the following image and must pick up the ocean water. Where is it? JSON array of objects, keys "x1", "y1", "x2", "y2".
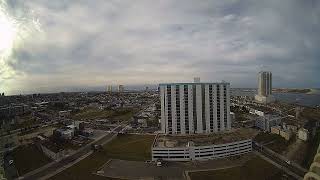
[{"x1": 231, "y1": 89, "x2": 320, "y2": 107}]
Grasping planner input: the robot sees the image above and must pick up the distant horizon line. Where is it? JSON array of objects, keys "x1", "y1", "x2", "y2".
[{"x1": 2, "y1": 87, "x2": 319, "y2": 96}]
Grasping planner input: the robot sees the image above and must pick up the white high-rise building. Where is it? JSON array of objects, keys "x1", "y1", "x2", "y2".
[
  {"x1": 255, "y1": 71, "x2": 275, "y2": 104},
  {"x1": 159, "y1": 80, "x2": 231, "y2": 135}
]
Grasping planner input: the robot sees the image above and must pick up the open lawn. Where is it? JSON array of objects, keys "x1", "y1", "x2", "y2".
[
  {"x1": 104, "y1": 134, "x2": 155, "y2": 161},
  {"x1": 189, "y1": 156, "x2": 287, "y2": 180},
  {"x1": 111, "y1": 109, "x2": 137, "y2": 121},
  {"x1": 12, "y1": 144, "x2": 52, "y2": 175},
  {"x1": 50, "y1": 134, "x2": 154, "y2": 180}
]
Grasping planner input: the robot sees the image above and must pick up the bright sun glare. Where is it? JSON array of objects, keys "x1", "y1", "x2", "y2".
[
  {"x1": 0, "y1": 0, "x2": 42, "y2": 93},
  {"x1": 0, "y1": 9, "x2": 17, "y2": 54}
]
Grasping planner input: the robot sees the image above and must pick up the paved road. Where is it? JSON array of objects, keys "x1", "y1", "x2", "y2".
[
  {"x1": 253, "y1": 142, "x2": 307, "y2": 179},
  {"x1": 20, "y1": 125, "x2": 123, "y2": 180}
]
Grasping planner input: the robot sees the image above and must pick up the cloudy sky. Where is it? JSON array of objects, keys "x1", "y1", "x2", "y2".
[{"x1": 0, "y1": 0, "x2": 319, "y2": 94}]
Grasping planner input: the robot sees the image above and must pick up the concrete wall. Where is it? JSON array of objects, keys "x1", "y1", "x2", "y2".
[{"x1": 40, "y1": 144, "x2": 65, "y2": 161}]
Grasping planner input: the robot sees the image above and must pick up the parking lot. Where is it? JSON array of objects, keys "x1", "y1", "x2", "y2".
[
  {"x1": 96, "y1": 159, "x2": 183, "y2": 179},
  {"x1": 96, "y1": 153, "x2": 254, "y2": 180}
]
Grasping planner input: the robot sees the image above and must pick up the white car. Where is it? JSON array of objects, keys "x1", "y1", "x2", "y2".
[
  {"x1": 156, "y1": 161, "x2": 162, "y2": 167},
  {"x1": 285, "y1": 160, "x2": 291, "y2": 165},
  {"x1": 9, "y1": 160, "x2": 14, "y2": 165}
]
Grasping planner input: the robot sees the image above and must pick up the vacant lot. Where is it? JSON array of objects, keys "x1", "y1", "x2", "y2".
[
  {"x1": 72, "y1": 108, "x2": 138, "y2": 121},
  {"x1": 12, "y1": 144, "x2": 52, "y2": 175},
  {"x1": 50, "y1": 134, "x2": 155, "y2": 180},
  {"x1": 254, "y1": 132, "x2": 293, "y2": 153},
  {"x1": 302, "y1": 129, "x2": 320, "y2": 168},
  {"x1": 10, "y1": 114, "x2": 38, "y2": 130},
  {"x1": 104, "y1": 134, "x2": 155, "y2": 161},
  {"x1": 301, "y1": 107, "x2": 320, "y2": 120},
  {"x1": 189, "y1": 156, "x2": 286, "y2": 180},
  {"x1": 72, "y1": 108, "x2": 114, "y2": 120}
]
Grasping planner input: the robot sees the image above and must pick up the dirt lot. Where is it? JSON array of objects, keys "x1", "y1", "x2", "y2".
[{"x1": 12, "y1": 144, "x2": 52, "y2": 175}]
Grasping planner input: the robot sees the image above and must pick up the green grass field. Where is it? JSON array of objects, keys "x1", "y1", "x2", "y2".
[
  {"x1": 189, "y1": 156, "x2": 287, "y2": 180},
  {"x1": 111, "y1": 109, "x2": 137, "y2": 121},
  {"x1": 50, "y1": 134, "x2": 155, "y2": 180},
  {"x1": 12, "y1": 144, "x2": 52, "y2": 175},
  {"x1": 104, "y1": 134, "x2": 155, "y2": 161}
]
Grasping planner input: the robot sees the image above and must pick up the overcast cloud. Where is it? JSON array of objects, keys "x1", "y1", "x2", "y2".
[{"x1": 1, "y1": 0, "x2": 320, "y2": 94}]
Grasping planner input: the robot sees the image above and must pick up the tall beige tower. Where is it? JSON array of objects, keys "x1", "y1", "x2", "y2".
[
  {"x1": 255, "y1": 71, "x2": 275, "y2": 104},
  {"x1": 258, "y1": 71, "x2": 272, "y2": 96},
  {"x1": 118, "y1": 85, "x2": 124, "y2": 92}
]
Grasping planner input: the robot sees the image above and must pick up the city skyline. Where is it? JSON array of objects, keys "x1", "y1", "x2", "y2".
[
  {"x1": 1, "y1": 0, "x2": 320, "y2": 95},
  {"x1": 2, "y1": 1, "x2": 320, "y2": 180}
]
